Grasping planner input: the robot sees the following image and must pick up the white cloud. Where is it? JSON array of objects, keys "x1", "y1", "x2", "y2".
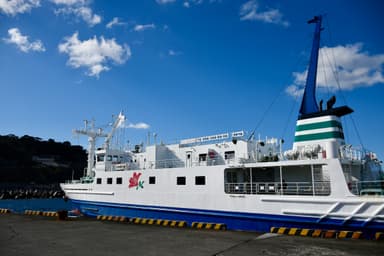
[
  {"x1": 51, "y1": 0, "x2": 87, "y2": 5},
  {"x1": 106, "y1": 17, "x2": 126, "y2": 29},
  {"x1": 183, "y1": 0, "x2": 203, "y2": 8},
  {"x1": 286, "y1": 43, "x2": 384, "y2": 97},
  {"x1": 239, "y1": 0, "x2": 289, "y2": 27},
  {"x1": 134, "y1": 23, "x2": 156, "y2": 32},
  {"x1": 168, "y1": 49, "x2": 182, "y2": 56},
  {"x1": 73, "y1": 6, "x2": 100, "y2": 26},
  {"x1": 155, "y1": 0, "x2": 176, "y2": 4},
  {"x1": 4, "y1": 28, "x2": 45, "y2": 53},
  {"x1": 0, "y1": 0, "x2": 40, "y2": 16},
  {"x1": 156, "y1": 0, "x2": 220, "y2": 7},
  {"x1": 285, "y1": 84, "x2": 304, "y2": 99},
  {"x1": 118, "y1": 120, "x2": 150, "y2": 129},
  {"x1": 58, "y1": 32, "x2": 131, "y2": 77},
  {"x1": 52, "y1": 0, "x2": 101, "y2": 27},
  {"x1": 127, "y1": 122, "x2": 150, "y2": 129}
]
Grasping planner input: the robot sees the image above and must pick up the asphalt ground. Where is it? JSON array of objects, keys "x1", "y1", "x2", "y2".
[{"x1": 0, "y1": 214, "x2": 383, "y2": 256}]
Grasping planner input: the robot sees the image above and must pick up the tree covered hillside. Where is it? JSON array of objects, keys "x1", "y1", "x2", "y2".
[{"x1": 0, "y1": 135, "x2": 86, "y2": 184}]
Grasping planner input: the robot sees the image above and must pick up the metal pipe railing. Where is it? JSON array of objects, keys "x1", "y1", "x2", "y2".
[{"x1": 224, "y1": 181, "x2": 331, "y2": 196}]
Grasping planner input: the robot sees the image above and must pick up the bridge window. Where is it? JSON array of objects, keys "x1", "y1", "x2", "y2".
[
  {"x1": 97, "y1": 154, "x2": 105, "y2": 162},
  {"x1": 225, "y1": 151, "x2": 235, "y2": 160},
  {"x1": 199, "y1": 154, "x2": 207, "y2": 162}
]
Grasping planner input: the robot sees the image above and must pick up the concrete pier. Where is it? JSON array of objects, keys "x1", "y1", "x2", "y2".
[{"x1": 0, "y1": 214, "x2": 383, "y2": 256}]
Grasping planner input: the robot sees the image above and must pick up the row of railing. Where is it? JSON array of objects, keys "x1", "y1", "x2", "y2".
[
  {"x1": 102, "y1": 147, "x2": 374, "y2": 171},
  {"x1": 350, "y1": 180, "x2": 384, "y2": 196},
  {"x1": 106, "y1": 157, "x2": 249, "y2": 171},
  {"x1": 224, "y1": 181, "x2": 331, "y2": 196},
  {"x1": 339, "y1": 146, "x2": 364, "y2": 161},
  {"x1": 65, "y1": 176, "x2": 94, "y2": 184}
]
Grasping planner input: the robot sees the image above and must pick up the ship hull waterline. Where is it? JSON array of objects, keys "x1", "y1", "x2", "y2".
[{"x1": 69, "y1": 198, "x2": 383, "y2": 239}]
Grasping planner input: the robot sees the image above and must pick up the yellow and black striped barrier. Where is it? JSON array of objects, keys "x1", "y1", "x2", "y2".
[
  {"x1": 130, "y1": 217, "x2": 186, "y2": 228},
  {"x1": 41, "y1": 211, "x2": 59, "y2": 217},
  {"x1": 270, "y1": 227, "x2": 363, "y2": 239},
  {"x1": 96, "y1": 215, "x2": 128, "y2": 222},
  {"x1": 337, "y1": 231, "x2": 362, "y2": 239},
  {"x1": 0, "y1": 208, "x2": 11, "y2": 214},
  {"x1": 375, "y1": 232, "x2": 384, "y2": 241},
  {"x1": 191, "y1": 222, "x2": 226, "y2": 230},
  {"x1": 323, "y1": 230, "x2": 337, "y2": 239},
  {"x1": 270, "y1": 227, "x2": 322, "y2": 237},
  {"x1": 24, "y1": 210, "x2": 60, "y2": 217},
  {"x1": 24, "y1": 210, "x2": 42, "y2": 216}
]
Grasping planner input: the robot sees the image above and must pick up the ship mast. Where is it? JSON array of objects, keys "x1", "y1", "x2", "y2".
[
  {"x1": 73, "y1": 120, "x2": 108, "y2": 177},
  {"x1": 73, "y1": 112, "x2": 126, "y2": 177},
  {"x1": 103, "y1": 112, "x2": 126, "y2": 152},
  {"x1": 298, "y1": 15, "x2": 353, "y2": 120},
  {"x1": 299, "y1": 15, "x2": 322, "y2": 117}
]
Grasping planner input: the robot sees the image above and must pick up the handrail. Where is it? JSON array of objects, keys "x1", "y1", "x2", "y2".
[
  {"x1": 339, "y1": 146, "x2": 364, "y2": 161},
  {"x1": 224, "y1": 181, "x2": 331, "y2": 196},
  {"x1": 350, "y1": 180, "x2": 384, "y2": 196}
]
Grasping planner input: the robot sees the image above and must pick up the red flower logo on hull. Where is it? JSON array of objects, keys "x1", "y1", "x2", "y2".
[{"x1": 129, "y1": 172, "x2": 144, "y2": 190}]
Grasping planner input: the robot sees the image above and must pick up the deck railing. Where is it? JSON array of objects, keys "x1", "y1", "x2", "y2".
[
  {"x1": 350, "y1": 180, "x2": 384, "y2": 196},
  {"x1": 224, "y1": 181, "x2": 331, "y2": 196},
  {"x1": 146, "y1": 156, "x2": 254, "y2": 169},
  {"x1": 339, "y1": 146, "x2": 364, "y2": 161}
]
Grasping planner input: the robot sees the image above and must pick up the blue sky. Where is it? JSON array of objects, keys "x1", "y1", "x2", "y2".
[{"x1": 1, "y1": 0, "x2": 383, "y2": 159}]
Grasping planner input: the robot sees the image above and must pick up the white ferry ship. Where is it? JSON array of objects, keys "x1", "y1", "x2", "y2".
[{"x1": 61, "y1": 16, "x2": 384, "y2": 238}]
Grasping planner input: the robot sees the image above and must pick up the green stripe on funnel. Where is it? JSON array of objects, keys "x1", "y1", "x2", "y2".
[
  {"x1": 296, "y1": 120, "x2": 342, "y2": 132},
  {"x1": 294, "y1": 131, "x2": 344, "y2": 142}
]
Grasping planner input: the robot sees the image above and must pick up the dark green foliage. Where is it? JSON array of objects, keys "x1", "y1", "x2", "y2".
[{"x1": 0, "y1": 135, "x2": 86, "y2": 184}]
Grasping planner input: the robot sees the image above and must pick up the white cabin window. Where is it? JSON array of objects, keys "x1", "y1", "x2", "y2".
[
  {"x1": 116, "y1": 177, "x2": 122, "y2": 184},
  {"x1": 107, "y1": 178, "x2": 113, "y2": 184},
  {"x1": 96, "y1": 178, "x2": 102, "y2": 184},
  {"x1": 225, "y1": 151, "x2": 235, "y2": 160},
  {"x1": 195, "y1": 176, "x2": 206, "y2": 185},
  {"x1": 199, "y1": 154, "x2": 207, "y2": 162},
  {"x1": 97, "y1": 154, "x2": 105, "y2": 162},
  {"x1": 149, "y1": 176, "x2": 156, "y2": 184},
  {"x1": 177, "y1": 176, "x2": 186, "y2": 185}
]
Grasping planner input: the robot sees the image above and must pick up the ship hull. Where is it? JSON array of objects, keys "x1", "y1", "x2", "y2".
[
  {"x1": 62, "y1": 159, "x2": 384, "y2": 239},
  {"x1": 70, "y1": 198, "x2": 383, "y2": 239}
]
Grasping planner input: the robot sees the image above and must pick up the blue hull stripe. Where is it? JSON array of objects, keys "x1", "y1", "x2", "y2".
[{"x1": 71, "y1": 199, "x2": 383, "y2": 238}]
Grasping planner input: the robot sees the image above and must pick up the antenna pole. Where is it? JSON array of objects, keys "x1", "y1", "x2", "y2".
[{"x1": 73, "y1": 119, "x2": 108, "y2": 177}]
